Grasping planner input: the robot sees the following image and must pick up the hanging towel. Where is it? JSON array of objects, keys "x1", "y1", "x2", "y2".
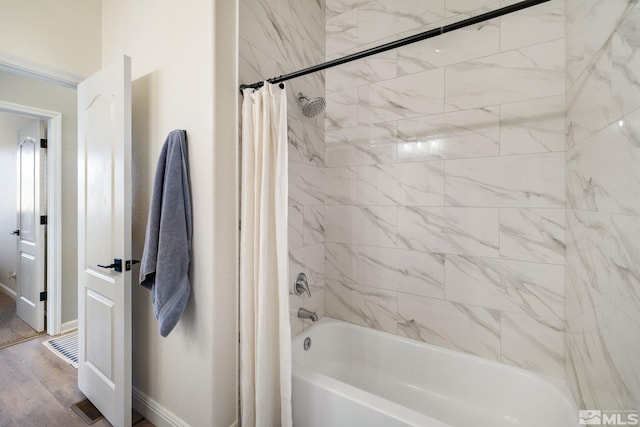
[{"x1": 139, "y1": 129, "x2": 192, "y2": 337}]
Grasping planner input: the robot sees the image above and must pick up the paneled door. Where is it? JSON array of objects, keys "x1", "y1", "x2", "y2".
[
  {"x1": 77, "y1": 55, "x2": 132, "y2": 427},
  {"x1": 15, "y1": 120, "x2": 46, "y2": 332}
]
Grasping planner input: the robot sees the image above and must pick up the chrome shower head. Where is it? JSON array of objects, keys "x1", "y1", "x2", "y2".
[{"x1": 298, "y1": 92, "x2": 326, "y2": 118}]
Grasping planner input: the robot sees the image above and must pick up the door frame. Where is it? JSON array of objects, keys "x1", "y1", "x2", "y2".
[
  {"x1": 0, "y1": 100, "x2": 63, "y2": 336},
  {"x1": 0, "y1": 57, "x2": 81, "y2": 336}
]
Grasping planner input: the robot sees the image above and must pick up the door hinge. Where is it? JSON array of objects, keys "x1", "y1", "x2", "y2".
[
  {"x1": 39, "y1": 291, "x2": 47, "y2": 302},
  {"x1": 40, "y1": 215, "x2": 47, "y2": 225},
  {"x1": 40, "y1": 138, "x2": 48, "y2": 149}
]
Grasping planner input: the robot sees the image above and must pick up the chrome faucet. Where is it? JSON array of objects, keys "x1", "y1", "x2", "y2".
[
  {"x1": 294, "y1": 272, "x2": 311, "y2": 297},
  {"x1": 297, "y1": 308, "x2": 318, "y2": 322}
]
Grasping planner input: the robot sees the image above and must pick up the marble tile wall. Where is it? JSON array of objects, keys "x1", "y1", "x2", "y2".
[
  {"x1": 565, "y1": 0, "x2": 640, "y2": 411},
  {"x1": 239, "y1": 0, "x2": 326, "y2": 335},
  {"x1": 324, "y1": 0, "x2": 567, "y2": 378}
]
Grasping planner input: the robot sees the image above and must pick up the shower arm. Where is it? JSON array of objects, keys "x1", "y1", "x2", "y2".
[{"x1": 239, "y1": 0, "x2": 551, "y2": 94}]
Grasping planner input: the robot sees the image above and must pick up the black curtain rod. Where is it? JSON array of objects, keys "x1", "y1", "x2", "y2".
[{"x1": 239, "y1": 0, "x2": 551, "y2": 93}]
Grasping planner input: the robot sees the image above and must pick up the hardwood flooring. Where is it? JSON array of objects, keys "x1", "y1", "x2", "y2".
[
  {"x1": 0, "y1": 335, "x2": 154, "y2": 426},
  {"x1": 0, "y1": 291, "x2": 39, "y2": 348}
]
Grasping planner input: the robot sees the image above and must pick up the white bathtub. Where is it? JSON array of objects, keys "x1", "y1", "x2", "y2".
[{"x1": 292, "y1": 318, "x2": 578, "y2": 427}]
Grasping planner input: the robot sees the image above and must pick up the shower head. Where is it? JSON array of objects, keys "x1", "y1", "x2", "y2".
[{"x1": 298, "y1": 92, "x2": 326, "y2": 118}]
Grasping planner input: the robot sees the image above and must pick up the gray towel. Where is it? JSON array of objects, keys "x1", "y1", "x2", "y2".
[{"x1": 140, "y1": 130, "x2": 192, "y2": 337}]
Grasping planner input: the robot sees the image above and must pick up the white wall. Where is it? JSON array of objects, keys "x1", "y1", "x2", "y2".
[
  {"x1": 102, "y1": 0, "x2": 238, "y2": 425},
  {"x1": 0, "y1": 70, "x2": 79, "y2": 324},
  {"x1": 0, "y1": 0, "x2": 101, "y2": 78},
  {"x1": 0, "y1": 112, "x2": 35, "y2": 294}
]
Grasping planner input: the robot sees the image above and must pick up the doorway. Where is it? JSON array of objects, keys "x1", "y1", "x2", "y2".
[
  {"x1": 0, "y1": 99, "x2": 63, "y2": 340},
  {"x1": 0, "y1": 111, "x2": 47, "y2": 347}
]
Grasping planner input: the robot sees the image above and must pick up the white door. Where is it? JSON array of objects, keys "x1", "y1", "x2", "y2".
[
  {"x1": 77, "y1": 55, "x2": 132, "y2": 427},
  {"x1": 15, "y1": 120, "x2": 46, "y2": 332}
]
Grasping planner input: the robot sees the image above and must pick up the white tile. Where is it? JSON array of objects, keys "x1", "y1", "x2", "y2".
[
  {"x1": 325, "y1": 242, "x2": 359, "y2": 283},
  {"x1": 397, "y1": 107, "x2": 500, "y2": 161},
  {"x1": 326, "y1": 0, "x2": 364, "y2": 19},
  {"x1": 288, "y1": 116, "x2": 325, "y2": 166},
  {"x1": 501, "y1": 313, "x2": 565, "y2": 378},
  {"x1": 303, "y1": 205, "x2": 325, "y2": 245},
  {"x1": 326, "y1": 167, "x2": 359, "y2": 205},
  {"x1": 325, "y1": 205, "x2": 397, "y2": 247},
  {"x1": 398, "y1": 293, "x2": 501, "y2": 360},
  {"x1": 304, "y1": 280, "x2": 325, "y2": 319},
  {"x1": 445, "y1": 38, "x2": 565, "y2": 111},
  {"x1": 289, "y1": 162, "x2": 325, "y2": 205},
  {"x1": 325, "y1": 280, "x2": 399, "y2": 334},
  {"x1": 445, "y1": 0, "x2": 496, "y2": 16},
  {"x1": 566, "y1": 45, "x2": 612, "y2": 148},
  {"x1": 359, "y1": 161, "x2": 445, "y2": 206},
  {"x1": 359, "y1": 206, "x2": 398, "y2": 247},
  {"x1": 445, "y1": 255, "x2": 565, "y2": 329},
  {"x1": 500, "y1": 95, "x2": 566, "y2": 155},
  {"x1": 609, "y1": 214, "x2": 640, "y2": 325},
  {"x1": 445, "y1": 153, "x2": 566, "y2": 208},
  {"x1": 500, "y1": 0, "x2": 565, "y2": 52},
  {"x1": 325, "y1": 205, "x2": 361, "y2": 244},
  {"x1": 289, "y1": 243, "x2": 325, "y2": 286},
  {"x1": 397, "y1": 17, "x2": 499, "y2": 74},
  {"x1": 288, "y1": 204, "x2": 304, "y2": 250},
  {"x1": 325, "y1": 123, "x2": 397, "y2": 167},
  {"x1": 358, "y1": 0, "x2": 445, "y2": 45},
  {"x1": 397, "y1": 206, "x2": 499, "y2": 257},
  {"x1": 611, "y1": 7, "x2": 640, "y2": 118},
  {"x1": 358, "y1": 68, "x2": 445, "y2": 123},
  {"x1": 567, "y1": 109, "x2": 640, "y2": 215},
  {"x1": 359, "y1": 246, "x2": 445, "y2": 298},
  {"x1": 326, "y1": 50, "x2": 397, "y2": 93},
  {"x1": 326, "y1": 9, "x2": 359, "y2": 57},
  {"x1": 326, "y1": 88, "x2": 359, "y2": 130},
  {"x1": 565, "y1": 209, "x2": 612, "y2": 299},
  {"x1": 500, "y1": 208, "x2": 565, "y2": 264}
]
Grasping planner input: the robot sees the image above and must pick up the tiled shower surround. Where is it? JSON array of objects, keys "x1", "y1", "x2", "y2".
[
  {"x1": 239, "y1": 0, "x2": 640, "y2": 411},
  {"x1": 239, "y1": 0, "x2": 327, "y2": 335},
  {"x1": 323, "y1": 0, "x2": 567, "y2": 379},
  {"x1": 565, "y1": 0, "x2": 640, "y2": 411}
]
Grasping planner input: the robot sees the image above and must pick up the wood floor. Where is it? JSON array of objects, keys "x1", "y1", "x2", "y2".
[
  {"x1": 0, "y1": 335, "x2": 154, "y2": 426},
  {"x1": 0, "y1": 291, "x2": 39, "y2": 348}
]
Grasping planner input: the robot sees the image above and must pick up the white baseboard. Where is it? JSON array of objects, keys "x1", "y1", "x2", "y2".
[
  {"x1": 132, "y1": 386, "x2": 189, "y2": 427},
  {"x1": 0, "y1": 282, "x2": 16, "y2": 299},
  {"x1": 60, "y1": 319, "x2": 78, "y2": 334}
]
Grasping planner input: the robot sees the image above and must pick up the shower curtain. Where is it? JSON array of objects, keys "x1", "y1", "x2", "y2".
[{"x1": 240, "y1": 83, "x2": 292, "y2": 427}]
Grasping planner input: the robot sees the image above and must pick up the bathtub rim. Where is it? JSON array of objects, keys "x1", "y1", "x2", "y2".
[{"x1": 292, "y1": 317, "x2": 578, "y2": 414}]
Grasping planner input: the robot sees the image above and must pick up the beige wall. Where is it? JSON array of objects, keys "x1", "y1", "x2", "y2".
[
  {"x1": 0, "y1": 112, "x2": 36, "y2": 294},
  {"x1": 0, "y1": 0, "x2": 101, "y2": 78},
  {"x1": 1, "y1": 0, "x2": 238, "y2": 424},
  {"x1": 0, "y1": 71, "x2": 79, "y2": 324},
  {"x1": 102, "y1": 0, "x2": 238, "y2": 425}
]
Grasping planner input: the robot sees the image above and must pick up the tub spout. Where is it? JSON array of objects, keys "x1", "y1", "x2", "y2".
[{"x1": 298, "y1": 308, "x2": 318, "y2": 322}]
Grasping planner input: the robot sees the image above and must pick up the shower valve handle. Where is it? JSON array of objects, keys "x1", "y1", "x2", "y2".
[{"x1": 295, "y1": 273, "x2": 311, "y2": 297}]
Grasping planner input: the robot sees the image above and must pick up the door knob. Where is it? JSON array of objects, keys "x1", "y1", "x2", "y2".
[
  {"x1": 97, "y1": 263, "x2": 116, "y2": 268},
  {"x1": 97, "y1": 258, "x2": 123, "y2": 272},
  {"x1": 10, "y1": 229, "x2": 19, "y2": 236}
]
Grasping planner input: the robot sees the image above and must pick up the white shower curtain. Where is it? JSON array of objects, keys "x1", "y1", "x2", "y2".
[{"x1": 240, "y1": 82, "x2": 292, "y2": 427}]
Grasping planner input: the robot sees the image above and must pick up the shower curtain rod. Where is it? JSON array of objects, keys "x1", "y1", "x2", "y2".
[{"x1": 239, "y1": 0, "x2": 551, "y2": 94}]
